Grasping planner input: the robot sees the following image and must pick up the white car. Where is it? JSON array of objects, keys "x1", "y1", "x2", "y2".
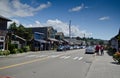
[{"x1": 85, "y1": 46, "x2": 95, "y2": 54}]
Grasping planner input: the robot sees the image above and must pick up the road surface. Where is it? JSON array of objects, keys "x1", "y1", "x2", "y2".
[{"x1": 0, "y1": 49, "x2": 95, "y2": 78}]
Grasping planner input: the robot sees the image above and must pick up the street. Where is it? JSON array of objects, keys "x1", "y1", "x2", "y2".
[{"x1": 0, "y1": 49, "x2": 95, "y2": 78}]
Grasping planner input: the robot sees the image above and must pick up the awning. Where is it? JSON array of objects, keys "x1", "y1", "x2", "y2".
[
  {"x1": 34, "y1": 39, "x2": 47, "y2": 43},
  {"x1": 59, "y1": 40, "x2": 64, "y2": 43},
  {"x1": 63, "y1": 39, "x2": 69, "y2": 43}
]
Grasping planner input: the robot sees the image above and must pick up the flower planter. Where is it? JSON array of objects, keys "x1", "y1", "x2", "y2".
[{"x1": 113, "y1": 52, "x2": 120, "y2": 64}]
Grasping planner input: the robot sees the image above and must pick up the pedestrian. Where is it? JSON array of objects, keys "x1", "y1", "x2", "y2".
[
  {"x1": 95, "y1": 45, "x2": 100, "y2": 55},
  {"x1": 40, "y1": 44, "x2": 43, "y2": 51},
  {"x1": 100, "y1": 45, "x2": 104, "y2": 55}
]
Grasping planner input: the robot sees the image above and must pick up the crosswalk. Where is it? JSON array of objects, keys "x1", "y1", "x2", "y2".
[{"x1": 25, "y1": 55, "x2": 83, "y2": 61}]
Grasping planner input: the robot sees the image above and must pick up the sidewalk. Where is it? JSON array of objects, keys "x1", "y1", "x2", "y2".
[{"x1": 86, "y1": 51, "x2": 120, "y2": 78}]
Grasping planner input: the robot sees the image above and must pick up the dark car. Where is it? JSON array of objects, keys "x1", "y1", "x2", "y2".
[
  {"x1": 57, "y1": 46, "x2": 66, "y2": 51},
  {"x1": 65, "y1": 45, "x2": 70, "y2": 50}
]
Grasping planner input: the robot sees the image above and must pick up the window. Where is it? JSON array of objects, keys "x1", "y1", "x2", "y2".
[
  {"x1": 34, "y1": 32, "x2": 44, "y2": 40},
  {"x1": 0, "y1": 37, "x2": 4, "y2": 40},
  {"x1": 1, "y1": 37, "x2": 4, "y2": 40},
  {"x1": 0, "y1": 44, "x2": 3, "y2": 49}
]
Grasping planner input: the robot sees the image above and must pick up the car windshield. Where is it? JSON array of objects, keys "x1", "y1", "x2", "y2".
[{"x1": 87, "y1": 46, "x2": 94, "y2": 48}]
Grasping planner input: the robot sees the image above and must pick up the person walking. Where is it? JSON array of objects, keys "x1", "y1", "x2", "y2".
[
  {"x1": 100, "y1": 45, "x2": 104, "y2": 55},
  {"x1": 95, "y1": 45, "x2": 100, "y2": 55}
]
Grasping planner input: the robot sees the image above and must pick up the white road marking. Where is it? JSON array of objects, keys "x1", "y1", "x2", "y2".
[
  {"x1": 26, "y1": 55, "x2": 47, "y2": 58},
  {"x1": 73, "y1": 57, "x2": 79, "y2": 60},
  {"x1": 60, "y1": 56, "x2": 71, "y2": 59},
  {"x1": 26, "y1": 54, "x2": 83, "y2": 61},
  {"x1": 60, "y1": 56, "x2": 66, "y2": 59},
  {"x1": 64, "y1": 56, "x2": 71, "y2": 59},
  {"x1": 49, "y1": 55, "x2": 60, "y2": 58},
  {"x1": 78, "y1": 57, "x2": 83, "y2": 60}
]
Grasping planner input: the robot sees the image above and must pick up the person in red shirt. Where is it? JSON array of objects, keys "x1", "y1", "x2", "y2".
[{"x1": 95, "y1": 45, "x2": 100, "y2": 55}]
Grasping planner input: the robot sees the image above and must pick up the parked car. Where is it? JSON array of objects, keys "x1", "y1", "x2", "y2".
[
  {"x1": 80, "y1": 46, "x2": 86, "y2": 49},
  {"x1": 73, "y1": 45, "x2": 78, "y2": 49},
  {"x1": 85, "y1": 46, "x2": 95, "y2": 54},
  {"x1": 57, "y1": 46, "x2": 66, "y2": 51},
  {"x1": 65, "y1": 45, "x2": 70, "y2": 50},
  {"x1": 70, "y1": 46, "x2": 74, "y2": 50}
]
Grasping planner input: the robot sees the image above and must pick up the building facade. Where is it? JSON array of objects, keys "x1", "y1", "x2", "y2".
[
  {"x1": 11, "y1": 34, "x2": 26, "y2": 49},
  {"x1": 110, "y1": 29, "x2": 120, "y2": 51},
  {"x1": 29, "y1": 26, "x2": 58, "y2": 51},
  {"x1": 29, "y1": 26, "x2": 57, "y2": 39},
  {"x1": 0, "y1": 15, "x2": 11, "y2": 51},
  {"x1": 0, "y1": 30, "x2": 7, "y2": 51},
  {"x1": 55, "y1": 32, "x2": 64, "y2": 44}
]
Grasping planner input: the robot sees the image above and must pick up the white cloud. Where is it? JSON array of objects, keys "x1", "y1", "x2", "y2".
[
  {"x1": 46, "y1": 19, "x2": 70, "y2": 36},
  {"x1": 7, "y1": 19, "x2": 20, "y2": 28},
  {"x1": 69, "y1": 3, "x2": 85, "y2": 12},
  {"x1": 99, "y1": 16, "x2": 110, "y2": 21},
  {"x1": 25, "y1": 19, "x2": 92, "y2": 37},
  {"x1": 7, "y1": 18, "x2": 92, "y2": 38},
  {"x1": 0, "y1": 0, "x2": 51, "y2": 17},
  {"x1": 8, "y1": 19, "x2": 20, "y2": 27},
  {"x1": 25, "y1": 21, "x2": 43, "y2": 28}
]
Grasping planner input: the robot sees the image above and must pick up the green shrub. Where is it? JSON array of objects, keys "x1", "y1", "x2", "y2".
[
  {"x1": 108, "y1": 47, "x2": 113, "y2": 52},
  {"x1": 11, "y1": 48, "x2": 19, "y2": 54},
  {"x1": 18, "y1": 49, "x2": 24, "y2": 53},
  {"x1": 0, "y1": 50, "x2": 10, "y2": 56},
  {"x1": 0, "y1": 51, "x2": 3, "y2": 56},
  {"x1": 8, "y1": 43, "x2": 16, "y2": 53},
  {"x1": 4, "y1": 50, "x2": 10, "y2": 56},
  {"x1": 107, "y1": 47, "x2": 116, "y2": 56},
  {"x1": 23, "y1": 46, "x2": 30, "y2": 52}
]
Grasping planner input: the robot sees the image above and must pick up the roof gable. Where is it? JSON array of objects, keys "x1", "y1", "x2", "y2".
[{"x1": 0, "y1": 15, "x2": 11, "y2": 21}]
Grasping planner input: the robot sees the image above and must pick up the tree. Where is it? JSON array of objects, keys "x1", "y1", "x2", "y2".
[
  {"x1": 9, "y1": 22, "x2": 33, "y2": 41},
  {"x1": 76, "y1": 36, "x2": 81, "y2": 40},
  {"x1": 24, "y1": 28, "x2": 33, "y2": 41},
  {"x1": 17, "y1": 24, "x2": 25, "y2": 37},
  {"x1": 99, "y1": 40, "x2": 104, "y2": 45},
  {"x1": 90, "y1": 41, "x2": 95, "y2": 45},
  {"x1": 9, "y1": 22, "x2": 18, "y2": 34}
]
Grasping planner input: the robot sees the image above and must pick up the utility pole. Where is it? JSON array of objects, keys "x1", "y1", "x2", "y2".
[
  {"x1": 83, "y1": 33, "x2": 86, "y2": 46},
  {"x1": 69, "y1": 20, "x2": 71, "y2": 44}
]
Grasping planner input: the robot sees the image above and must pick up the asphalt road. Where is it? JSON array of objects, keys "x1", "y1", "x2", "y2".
[{"x1": 0, "y1": 49, "x2": 95, "y2": 78}]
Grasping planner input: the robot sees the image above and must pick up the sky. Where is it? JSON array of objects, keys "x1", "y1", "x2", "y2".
[{"x1": 0, "y1": 0, "x2": 120, "y2": 40}]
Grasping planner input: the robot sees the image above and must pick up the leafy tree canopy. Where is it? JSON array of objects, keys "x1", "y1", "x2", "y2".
[{"x1": 9, "y1": 22, "x2": 33, "y2": 41}]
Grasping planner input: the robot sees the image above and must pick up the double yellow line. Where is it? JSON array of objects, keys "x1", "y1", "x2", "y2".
[
  {"x1": 0, "y1": 56, "x2": 49, "y2": 70},
  {"x1": 0, "y1": 50, "x2": 79, "y2": 70}
]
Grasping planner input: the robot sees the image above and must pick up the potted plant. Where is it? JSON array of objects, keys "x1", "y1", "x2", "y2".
[{"x1": 113, "y1": 51, "x2": 120, "y2": 63}]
